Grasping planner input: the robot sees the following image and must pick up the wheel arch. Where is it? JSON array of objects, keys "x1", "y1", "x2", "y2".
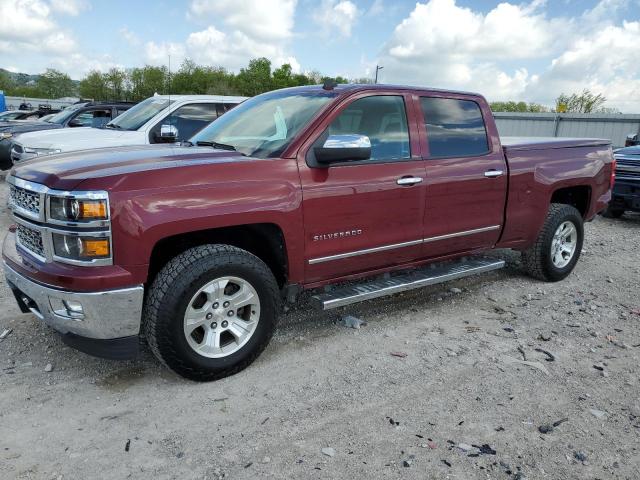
[
  {"x1": 147, "y1": 223, "x2": 289, "y2": 288},
  {"x1": 550, "y1": 185, "x2": 592, "y2": 218}
]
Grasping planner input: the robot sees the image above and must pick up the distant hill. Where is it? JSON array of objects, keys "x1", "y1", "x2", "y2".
[{"x1": 0, "y1": 68, "x2": 79, "y2": 87}]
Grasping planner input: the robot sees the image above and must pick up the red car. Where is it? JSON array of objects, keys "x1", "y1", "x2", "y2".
[{"x1": 3, "y1": 83, "x2": 615, "y2": 381}]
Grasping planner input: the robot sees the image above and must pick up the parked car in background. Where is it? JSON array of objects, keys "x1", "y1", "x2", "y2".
[
  {"x1": 10, "y1": 95, "x2": 246, "y2": 164},
  {"x1": 0, "y1": 108, "x2": 60, "y2": 121},
  {"x1": 625, "y1": 133, "x2": 639, "y2": 147},
  {"x1": 2, "y1": 84, "x2": 614, "y2": 381},
  {"x1": 603, "y1": 145, "x2": 640, "y2": 217},
  {"x1": 0, "y1": 101, "x2": 136, "y2": 169}
]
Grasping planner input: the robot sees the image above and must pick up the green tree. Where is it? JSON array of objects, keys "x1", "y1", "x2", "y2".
[
  {"x1": 235, "y1": 58, "x2": 272, "y2": 96},
  {"x1": 490, "y1": 101, "x2": 549, "y2": 113},
  {"x1": 555, "y1": 89, "x2": 606, "y2": 113},
  {"x1": 0, "y1": 70, "x2": 15, "y2": 92},
  {"x1": 105, "y1": 68, "x2": 128, "y2": 100},
  {"x1": 37, "y1": 68, "x2": 74, "y2": 98},
  {"x1": 79, "y1": 70, "x2": 107, "y2": 100}
]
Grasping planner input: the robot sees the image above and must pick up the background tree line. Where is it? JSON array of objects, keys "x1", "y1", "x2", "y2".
[{"x1": 1, "y1": 60, "x2": 615, "y2": 114}]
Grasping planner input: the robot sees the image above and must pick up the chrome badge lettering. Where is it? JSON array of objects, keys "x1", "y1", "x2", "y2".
[{"x1": 313, "y1": 229, "x2": 363, "y2": 241}]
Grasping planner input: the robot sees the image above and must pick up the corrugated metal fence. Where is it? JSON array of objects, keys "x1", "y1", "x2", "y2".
[{"x1": 493, "y1": 112, "x2": 640, "y2": 148}]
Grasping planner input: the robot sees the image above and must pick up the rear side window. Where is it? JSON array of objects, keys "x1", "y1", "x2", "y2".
[{"x1": 420, "y1": 97, "x2": 489, "y2": 158}]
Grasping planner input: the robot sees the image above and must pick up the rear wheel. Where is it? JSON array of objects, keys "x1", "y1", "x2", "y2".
[
  {"x1": 522, "y1": 203, "x2": 584, "y2": 282},
  {"x1": 143, "y1": 244, "x2": 280, "y2": 381}
]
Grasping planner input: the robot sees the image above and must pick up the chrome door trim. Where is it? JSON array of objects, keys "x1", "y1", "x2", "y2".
[
  {"x1": 308, "y1": 239, "x2": 423, "y2": 265},
  {"x1": 422, "y1": 225, "x2": 501, "y2": 243},
  {"x1": 308, "y1": 225, "x2": 502, "y2": 264}
]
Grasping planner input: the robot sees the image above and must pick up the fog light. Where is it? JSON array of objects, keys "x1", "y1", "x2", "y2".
[{"x1": 63, "y1": 300, "x2": 84, "y2": 316}]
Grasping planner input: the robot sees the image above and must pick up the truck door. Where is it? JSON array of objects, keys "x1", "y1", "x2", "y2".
[
  {"x1": 297, "y1": 92, "x2": 427, "y2": 284},
  {"x1": 415, "y1": 94, "x2": 507, "y2": 258}
]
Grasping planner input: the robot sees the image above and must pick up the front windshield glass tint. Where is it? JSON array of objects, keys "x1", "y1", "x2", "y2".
[
  {"x1": 191, "y1": 90, "x2": 337, "y2": 158},
  {"x1": 107, "y1": 97, "x2": 172, "y2": 131},
  {"x1": 45, "y1": 105, "x2": 83, "y2": 124}
]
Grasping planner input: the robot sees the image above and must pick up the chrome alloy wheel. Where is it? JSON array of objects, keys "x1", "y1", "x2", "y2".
[
  {"x1": 183, "y1": 276, "x2": 261, "y2": 358},
  {"x1": 550, "y1": 221, "x2": 577, "y2": 268}
]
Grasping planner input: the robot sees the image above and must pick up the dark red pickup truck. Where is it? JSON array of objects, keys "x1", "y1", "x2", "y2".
[{"x1": 3, "y1": 84, "x2": 615, "y2": 380}]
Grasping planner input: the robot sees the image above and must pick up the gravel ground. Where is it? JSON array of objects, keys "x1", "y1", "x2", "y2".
[{"x1": 0, "y1": 177, "x2": 639, "y2": 480}]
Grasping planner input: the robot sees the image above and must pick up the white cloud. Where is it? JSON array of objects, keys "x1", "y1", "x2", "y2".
[
  {"x1": 50, "y1": 0, "x2": 89, "y2": 16},
  {"x1": 313, "y1": 0, "x2": 359, "y2": 37},
  {"x1": 0, "y1": 0, "x2": 56, "y2": 41},
  {"x1": 378, "y1": 0, "x2": 640, "y2": 110},
  {"x1": 143, "y1": 0, "x2": 300, "y2": 72},
  {"x1": 120, "y1": 27, "x2": 141, "y2": 47},
  {"x1": 187, "y1": 0, "x2": 296, "y2": 41}
]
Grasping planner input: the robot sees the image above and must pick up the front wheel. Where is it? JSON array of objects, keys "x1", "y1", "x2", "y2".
[
  {"x1": 522, "y1": 203, "x2": 584, "y2": 282},
  {"x1": 143, "y1": 244, "x2": 280, "y2": 381}
]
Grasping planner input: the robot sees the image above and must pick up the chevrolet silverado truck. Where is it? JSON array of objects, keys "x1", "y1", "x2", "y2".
[{"x1": 2, "y1": 84, "x2": 614, "y2": 381}]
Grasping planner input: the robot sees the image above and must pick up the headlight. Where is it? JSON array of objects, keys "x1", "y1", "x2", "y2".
[
  {"x1": 23, "y1": 146, "x2": 61, "y2": 156},
  {"x1": 0, "y1": 132, "x2": 12, "y2": 140},
  {"x1": 49, "y1": 196, "x2": 108, "y2": 222},
  {"x1": 52, "y1": 233, "x2": 110, "y2": 261}
]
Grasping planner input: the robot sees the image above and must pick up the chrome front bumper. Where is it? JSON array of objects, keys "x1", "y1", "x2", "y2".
[{"x1": 3, "y1": 262, "x2": 143, "y2": 340}]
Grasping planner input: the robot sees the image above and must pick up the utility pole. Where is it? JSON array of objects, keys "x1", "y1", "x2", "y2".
[{"x1": 374, "y1": 65, "x2": 384, "y2": 84}]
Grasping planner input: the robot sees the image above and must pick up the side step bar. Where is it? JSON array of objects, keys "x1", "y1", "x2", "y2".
[{"x1": 310, "y1": 256, "x2": 505, "y2": 310}]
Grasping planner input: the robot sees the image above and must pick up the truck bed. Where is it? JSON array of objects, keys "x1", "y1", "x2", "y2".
[{"x1": 501, "y1": 136, "x2": 611, "y2": 152}]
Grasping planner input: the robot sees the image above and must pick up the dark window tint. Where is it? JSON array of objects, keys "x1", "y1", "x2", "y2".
[
  {"x1": 328, "y1": 95, "x2": 410, "y2": 161},
  {"x1": 216, "y1": 103, "x2": 237, "y2": 117},
  {"x1": 70, "y1": 108, "x2": 112, "y2": 128},
  {"x1": 420, "y1": 97, "x2": 488, "y2": 158},
  {"x1": 150, "y1": 103, "x2": 218, "y2": 143}
]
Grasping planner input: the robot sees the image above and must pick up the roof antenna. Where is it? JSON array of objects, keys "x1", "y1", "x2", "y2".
[
  {"x1": 323, "y1": 78, "x2": 337, "y2": 90},
  {"x1": 167, "y1": 54, "x2": 171, "y2": 104}
]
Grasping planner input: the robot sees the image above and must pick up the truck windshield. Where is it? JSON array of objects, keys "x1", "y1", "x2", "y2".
[
  {"x1": 106, "y1": 97, "x2": 173, "y2": 131},
  {"x1": 190, "y1": 89, "x2": 337, "y2": 158},
  {"x1": 44, "y1": 104, "x2": 84, "y2": 124}
]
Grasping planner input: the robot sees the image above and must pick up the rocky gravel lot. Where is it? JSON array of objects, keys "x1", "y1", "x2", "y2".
[{"x1": 0, "y1": 177, "x2": 639, "y2": 480}]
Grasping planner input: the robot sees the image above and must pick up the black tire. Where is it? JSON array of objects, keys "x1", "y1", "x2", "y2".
[
  {"x1": 601, "y1": 205, "x2": 624, "y2": 219},
  {"x1": 143, "y1": 244, "x2": 280, "y2": 381},
  {"x1": 522, "y1": 203, "x2": 584, "y2": 282}
]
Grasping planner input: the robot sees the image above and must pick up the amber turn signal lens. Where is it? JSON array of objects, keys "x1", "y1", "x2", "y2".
[
  {"x1": 81, "y1": 238, "x2": 110, "y2": 257},
  {"x1": 80, "y1": 201, "x2": 107, "y2": 219}
]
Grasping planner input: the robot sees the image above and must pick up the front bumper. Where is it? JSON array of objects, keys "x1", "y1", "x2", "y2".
[
  {"x1": 611, "y1": 176, "x2": 640, "y2": 212},
  {"x1": 3, "y1": 261, "x2": 144, "y2": 356}
]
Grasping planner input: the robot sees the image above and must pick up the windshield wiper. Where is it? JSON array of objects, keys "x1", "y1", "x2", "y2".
[
  {"x1": 104, "y1": 123, "x2": 122, "y2": 129},
  {"x1": 196, "y1": 140, "x2": 238, "y2": 151}
]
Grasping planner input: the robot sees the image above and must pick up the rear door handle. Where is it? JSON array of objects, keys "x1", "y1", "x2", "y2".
[
  {"x1": 396, "y1": 176, "x2": 423, "y2": 186},
  {"x1": 484, "y1": 170, "x2": 504, "y2": 178}
]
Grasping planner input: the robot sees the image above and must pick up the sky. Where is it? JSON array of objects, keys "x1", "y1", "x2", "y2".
[{"x1": 1, "y1": 0, "x2": 639, "y2": 111}]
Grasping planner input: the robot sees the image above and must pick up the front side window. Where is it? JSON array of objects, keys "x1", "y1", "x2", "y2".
[
  {"x1": 71, "y1": 108, "x2": 112, "y2": 128},
  {"x1": 44, "y1": 104, "x2": 84, "y2": 125},
  {"x1": 150, "y1": 103, "x2": 219, "y2": 143},
  {"x1": 191, "y1": 90, "x2": 337, "y2": 158},
  {"x1": 420, "y1": 97, "x2": 489, "y2": 158},
  {"x1": 327, "y1": 95, "x2": 410, "y2": 161}
]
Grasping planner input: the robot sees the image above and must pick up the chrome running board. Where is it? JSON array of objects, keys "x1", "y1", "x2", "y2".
[{"x1": 310, "y1": 256, "x2": 505, "y2": 310}]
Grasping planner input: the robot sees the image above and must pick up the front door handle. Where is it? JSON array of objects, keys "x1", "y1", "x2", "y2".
[
  {"x1": 484, "y1": 170, "x2": 504, "y2": 178},
  {"x1": 397, "y1": 176, "x2": 423, "y2": 186}
]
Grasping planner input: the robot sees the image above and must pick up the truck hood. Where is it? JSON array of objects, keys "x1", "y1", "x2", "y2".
[
  {"x1": 0, "y1": 121, "x2": 62, "y2": 133},
  {"x1": 14, "y1": 127, "x2": 145, "y2": 151},
  {"x1": 614, "y1": 145, "x2": 640, "y2": 156},
  {"x1": 10, "y1": 144, "x2": 248, "y2": 191}
]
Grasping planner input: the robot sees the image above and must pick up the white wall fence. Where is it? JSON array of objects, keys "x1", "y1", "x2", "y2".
[
  {"x1": 4, "y1": 96, "x2": 79, "y2": 111},
  {"x1": 493, "y1": 112, "x2": 640, "y2": 148}
]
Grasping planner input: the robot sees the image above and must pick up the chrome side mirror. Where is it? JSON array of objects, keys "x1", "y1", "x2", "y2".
[
  {"x1": 158, "y1": 124, "x2": 179, "y2": 143},
  {"x1": 625, "y1": 133, "x2": 638, "y2": 147},
  {"x1": 315, "y1": 134, "x2": 371, "y2": 164}
]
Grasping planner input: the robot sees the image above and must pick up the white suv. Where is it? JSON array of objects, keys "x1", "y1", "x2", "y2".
[{"x1": 11, "y1": 94, "x2": 246, "y2": 163}]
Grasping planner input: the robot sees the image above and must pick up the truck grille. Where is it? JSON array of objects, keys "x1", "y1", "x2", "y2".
[
  {"x1": 16, "y1": 223, "x2": 45, "y2": 259},
  {"x1": 9, "y1": 183, "x2": 41, "y2": 217}
]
